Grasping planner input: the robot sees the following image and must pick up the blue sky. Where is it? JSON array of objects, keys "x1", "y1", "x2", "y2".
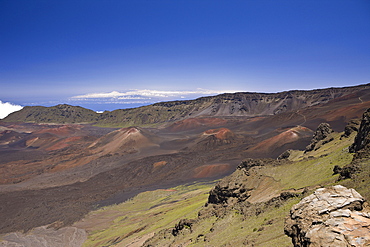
[{"x1": 1, "y1": 0, "x2": 370, "y2": 115}]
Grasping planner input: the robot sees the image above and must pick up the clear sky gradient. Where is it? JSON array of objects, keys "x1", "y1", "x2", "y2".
[{"x1": 1, "y1": 0, "x2": 369, "y2": 114}]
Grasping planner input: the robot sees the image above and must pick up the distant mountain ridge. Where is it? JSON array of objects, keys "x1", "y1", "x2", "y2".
[{"x1": 3, "y1": 83, "x2": 370, "y2": 127}]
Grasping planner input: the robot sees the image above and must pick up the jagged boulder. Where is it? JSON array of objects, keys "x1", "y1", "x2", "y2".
[
  {"x1": 285, "y1": 185, "x2": 370, "y2": 247},
  {"x1": 172, "y1": 219, "x2": 197, "y2": 236},
  {"x1": 350, "y1": 109, "x2": 370, "y2": 153},
  {"x1": 305, "y1": 123, "x2": 334, "y2": 152}
]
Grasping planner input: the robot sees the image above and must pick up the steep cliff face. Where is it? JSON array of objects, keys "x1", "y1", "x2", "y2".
[
  {"x1": 285, "y1": 185, "x2": 370, "y2": 247},
  {"x1": 350, "y1": 108, "x2": 370, "y2": 153},
  {"x1": 152, "y1": 85, "x2": 370, "y2": 118},
  {"x1": 338, "y1": 108, "x2": 370, "y2": 180},
  {"x1": 339, "y1": 108, "x2": 370, "y2": 200},
  {"x1": 3, "y1": 84, "x2": 370, "y2": 126}
]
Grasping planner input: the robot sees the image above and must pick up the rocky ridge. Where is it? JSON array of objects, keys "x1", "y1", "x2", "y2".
[
  {"x1": 350, "y1": 108, "x2": 370, "y2": 153},
  {"x1": 305, "y1": 122, "x2": 334, "y2": 152},
  {"x1": 3, "y1": 84, "x2": 370, "y2": 126},
  {"x1": 339, "y1": 108, "x2": 370, "y2": 182}
]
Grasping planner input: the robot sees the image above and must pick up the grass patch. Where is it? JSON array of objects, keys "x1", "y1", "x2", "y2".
[
  {"x1": 80, "y1": 181, "x2": 215, "y2": 247},
  {"x1": 262, "y1": 132, "x2": 354, "y2": 190},
  {"x1": 148, "y1": 197, "x2": 300, "y2": 247},
  {"x1": 79, "y1": 132, "x2": 359, "y2": 247}
]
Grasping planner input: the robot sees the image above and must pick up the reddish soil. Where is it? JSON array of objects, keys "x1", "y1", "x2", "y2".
[
  {"x1": 251, "y1": 126, "x2": 312, "y2": 151},
  {"x1": 246, "y1": 126, "x2": 313, "y2": 158},
  {"x1": 0, "y1": 130, "x2": 28, "y2": 146},
  {"x1": 193, "y1": 164, "x2": 231, "y2": 179},
  {"x1": 203, "y1": 128, "x2": 235, "y2": 140},
  {"x1": 167, "y1": 117, "x2": 228, "y2": 132},
  {"x1": 34, "y1": 125, "x2": 82, "y2": 136},
  {"x1": 89, "y1": 127, "x2": 158, "y2": 156},
  {"x1": 324, "y1": 101, "x2": 370, "y2": 122},
  {"x1": 153, "y1": 161, "x2": 168, "y2": 168},
  {"x1": 46, "y1": 136, "x2": 83, "y2": 151}
]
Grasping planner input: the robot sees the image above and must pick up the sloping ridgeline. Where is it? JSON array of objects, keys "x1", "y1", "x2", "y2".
[
  {"x1": 3, "y1": 83, "x2": 370, "y2": 127},
  {"x1": 3, "y1": 104, "x2": 98, "y2": 124}
]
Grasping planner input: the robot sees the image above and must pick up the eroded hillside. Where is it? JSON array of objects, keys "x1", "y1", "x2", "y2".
[{"x1": 4, "y1": 83, "x2": 370, "y2": 127}]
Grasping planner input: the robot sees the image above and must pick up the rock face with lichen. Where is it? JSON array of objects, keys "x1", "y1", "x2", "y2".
[
  {"x1": 284, "y1": 185, "x2": 370, "y2": 247},
  {"x1": 341, "y1": 119, "x2": 361, "y2": 139}
]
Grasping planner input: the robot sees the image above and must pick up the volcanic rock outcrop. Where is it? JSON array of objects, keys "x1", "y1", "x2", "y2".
[
  {"x1": 305, "y1": 123, "x2": 334, "y2": 152},
  {"x1": 339, "y1": 108, "x2": 370, "y2": 181},
  {"x1": 341, "y1": 119, "x2": 361, "y2": 139},
  {"x1": 350, "y1": 108, "x2": 370, "y2": 153},
  {"x1": 207, "y1": 159, "x2": 276, "y2": 205},
  {"x1": 284, "y1": 185, "x2": 370, "y2": 247}
]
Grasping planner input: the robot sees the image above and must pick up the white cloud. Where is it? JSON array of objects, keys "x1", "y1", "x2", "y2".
[
  {"x1": 71, "y1": 89, "x2": 236, "y2": 100},
  {"x1": 0, "y1": 101, "x2": 23, "y2": 119},
  {"x1": 68, "y1": 89, "x2": 240, "y2": 109}
]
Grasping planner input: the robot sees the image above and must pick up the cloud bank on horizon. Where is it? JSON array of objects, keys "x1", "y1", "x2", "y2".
[
  {"x1": 0, "y1": 101, "x2": 23, "y2": 119},
  {"x1": 69, "y1": 88, "x2": 237, "y2": 106},
  {"x1": 0, "y1": 89, "x2": 240, "y2": 116}
]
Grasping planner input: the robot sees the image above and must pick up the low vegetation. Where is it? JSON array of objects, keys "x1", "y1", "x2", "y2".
[
  {"x1": 78, "y1": 182, "x2": 215, "y2": 247},
  {"x1": 76, "y1": 128, "x2": 362, "y2": 247}
]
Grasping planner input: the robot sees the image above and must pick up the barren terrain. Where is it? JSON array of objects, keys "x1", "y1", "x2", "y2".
[{"x1": 1, "y1": 85, "x2": 370, "y2": 246}]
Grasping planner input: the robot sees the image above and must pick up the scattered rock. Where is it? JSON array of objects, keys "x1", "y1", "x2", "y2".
[
  {"x1": 305, "y1": 123, "x2": 334, "y2": 152},
  {"x1": 284, "y1": 185, "x2": 370, "y2": 247},
  {"x1": 333, "y1": 165, "x2": 342, "y2": 175},
  {"x1": 338, "y1": 164, "x2": 361, "y2": 180},
  {"x1": 172, "y1": 219, "x2": 197, "y2": 236}
]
